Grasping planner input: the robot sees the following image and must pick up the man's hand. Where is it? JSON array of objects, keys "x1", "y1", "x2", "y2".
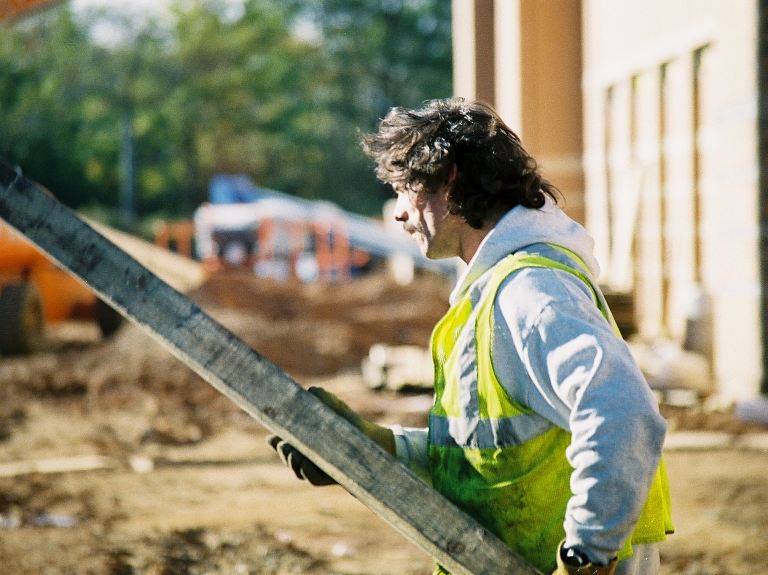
[
  {"x1": 266, "y1": 386, "x2": 397, "y2": 486},
  {"x1": 307, "y1": 387, "x2": 397, "y2": 456},
  {"x1": 267, "y1": 434, "x2": 337, "y2": 485},
  {"x1": 552, "y1": 541, "x2": 617, "y2": 575}
]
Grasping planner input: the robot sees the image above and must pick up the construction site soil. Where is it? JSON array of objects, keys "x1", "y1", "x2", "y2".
[{"x1": 0, "y1": 269, "x2": 767, "y2": 575}]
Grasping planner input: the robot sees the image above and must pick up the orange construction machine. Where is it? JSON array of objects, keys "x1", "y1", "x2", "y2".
[
  {"x1": 0, "y1": 0, "x2": 64, "y2": 22},
  {"x1": 0, "y1": 219, "x2": 122, "y2": 355}
]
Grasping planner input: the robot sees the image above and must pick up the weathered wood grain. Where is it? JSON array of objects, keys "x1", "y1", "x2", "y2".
[{"x1": 0, "y1": 159, "x2": 541, "y2": 575}]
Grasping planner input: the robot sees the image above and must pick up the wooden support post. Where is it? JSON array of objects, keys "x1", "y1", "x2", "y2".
[{"x1": 0, "y1": 160, "x2": 541, "y2": 575}]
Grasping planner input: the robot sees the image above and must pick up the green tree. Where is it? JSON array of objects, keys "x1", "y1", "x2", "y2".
[
  {"x1": 0, "y1": 8, "x2": 103, "y2": 207},
  {"x1": 297, "y1": 0, "x2": 453, "y2": 214},
  {"x1": 0, "y1": 6, "x2": 177, "y2": 222},
  {"x1": 0, "y1": 0, "x2": 452, "y2": 222},
  {"x1": 165, "y1": 0, "x2": 332, "y2": 208}
]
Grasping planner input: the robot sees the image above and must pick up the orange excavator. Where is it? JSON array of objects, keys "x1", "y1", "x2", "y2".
[
  {"x1": 0, "y1": 217, "x2": 122, "y2": 354},
  {"x1": 0, "y1": 0, "x2": 63, "y2": 22},
  {"x1": 0, "y1": 160, "x2": 208, "y2": 355},
  {"x1": 0, "y1": 0, "x2": 90, "y2": 356},
  {"x1": 0, "y1": 4, "x2": 208, "y2": 356},
  {"x1": 0, "y1": 162, "x2": 211, "y2": 357}
]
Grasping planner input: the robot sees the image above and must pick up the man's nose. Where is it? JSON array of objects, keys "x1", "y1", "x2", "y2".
[{"x1": 393, "y1": 195, "x2": 408, "y2": 222}]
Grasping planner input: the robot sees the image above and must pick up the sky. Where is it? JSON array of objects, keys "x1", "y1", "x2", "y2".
[
  {"x1": 66, "y1": 0, "x2": 171, "y2": 45},
  {"x1": 67, "y1": 0, "x2": 318, "y2": 47},
  {"x1": 70, "y1": 0, "x2": 171, "y2": 14},
  {"x1": 69, "y1": 0, "x2": 246, "y2": 18},
  {"x1": 67, "y1": 0, "x2": 245, "y2": 45}
]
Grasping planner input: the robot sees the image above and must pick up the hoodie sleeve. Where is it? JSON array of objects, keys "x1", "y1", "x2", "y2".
[
  {"x1": 390, "y1": 425, "x2": 432, "y2": 484},
  {"x1": 492, "y1": 266, "x2": 667, "y2": 565}
]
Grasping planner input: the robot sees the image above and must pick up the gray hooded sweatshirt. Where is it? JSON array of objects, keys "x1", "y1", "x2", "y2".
[{"x1": 392, "y1": 199, "x2": 667, "y2": 567}]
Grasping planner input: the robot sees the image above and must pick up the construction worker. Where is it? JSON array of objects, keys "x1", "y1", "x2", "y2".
[{"x1": 268, "y1": 98, "x2": 673, "y2": 575}]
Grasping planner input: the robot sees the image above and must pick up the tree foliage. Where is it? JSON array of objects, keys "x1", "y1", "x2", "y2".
[{"x1": 0, "y1": 0, "x2": 452, "y2": 225}]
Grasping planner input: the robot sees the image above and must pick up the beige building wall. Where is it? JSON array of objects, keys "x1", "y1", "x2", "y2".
[
  {"x1": 452, "y1": 0, "x2": 585, "y2": 223},
  {"x1": 583, "y1": 0, "x2": 760, "y2": 401}
]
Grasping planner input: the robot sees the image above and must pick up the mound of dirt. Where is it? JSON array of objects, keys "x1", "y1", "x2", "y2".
[
  {"x1": 4, "y1": 267, "x2": 768, "y2": 575},
  {"x1": 0, "y1": 268, "x2": 763, "y2": 454},
  {"x1": 0, "y1": 520, "x2": 333, "y2": 575},
  {"x1": 186, "y1": 269, "x2": 451, "y2": 379},
  {"x1": 0, "y1": 270, "x2": 450, "y2": 454},
  {"x1": 0, "y1": 270, "x2": 452, "y2": 575}
]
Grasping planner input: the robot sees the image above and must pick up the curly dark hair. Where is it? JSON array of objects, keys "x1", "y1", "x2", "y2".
[{"x1": 361, "y1": 98, "x2": 559, "y2": 229}]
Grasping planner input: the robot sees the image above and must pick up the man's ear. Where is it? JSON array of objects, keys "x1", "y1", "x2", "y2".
[
  {"x1": 441, "y1": 164, "x2": 458, "y2": 201},
  {"x1": 446, "y1": 163, "x2": 458, "y2": 186}
]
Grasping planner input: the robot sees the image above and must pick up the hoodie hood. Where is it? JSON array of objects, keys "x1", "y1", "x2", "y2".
[{"x1": 450, "y1": 198, "x2": 601, "y2": 305}]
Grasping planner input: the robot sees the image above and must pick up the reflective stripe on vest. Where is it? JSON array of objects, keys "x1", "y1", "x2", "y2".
[{"x1": 428, "y1": 249, "x2": 673, "y2": 575}]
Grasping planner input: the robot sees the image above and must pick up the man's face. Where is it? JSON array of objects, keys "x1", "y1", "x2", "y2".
[{"x1": 392, "y1": 182, "x2": 461, "y2": 260}]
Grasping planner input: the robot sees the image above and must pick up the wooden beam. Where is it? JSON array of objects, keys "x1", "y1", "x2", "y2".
[{"x1": 0, "y1": 160, "x2": 541, "y2": 575}]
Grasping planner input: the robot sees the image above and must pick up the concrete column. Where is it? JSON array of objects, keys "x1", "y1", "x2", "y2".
[
  {"x1": 452, "y1": 0, "x2": 585, "y2": 223},
  {"x1": 493, "y1": 0, "x2": 523, "y2": 133},
  {"x1": 519, "y1": 0, "x2": 585, "y2": 224},
  {"x1": 452, "y1": 0, "x2": 496, "y2": 106}
]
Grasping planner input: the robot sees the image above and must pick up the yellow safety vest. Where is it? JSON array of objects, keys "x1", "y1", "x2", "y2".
[{"x1": 429, "y1": 250, "x2": 673, "y2": 574}]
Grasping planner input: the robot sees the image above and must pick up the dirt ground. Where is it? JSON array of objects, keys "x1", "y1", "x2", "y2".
[{"x1": 1, "y1": 269, "x2": 767, "y2": 575}]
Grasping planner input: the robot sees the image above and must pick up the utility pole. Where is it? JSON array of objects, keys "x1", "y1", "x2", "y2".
[{"x1": 119, "y1": 107, "x2": 136, "y2": 231}]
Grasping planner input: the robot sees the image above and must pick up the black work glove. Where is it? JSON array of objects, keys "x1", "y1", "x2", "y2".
[
  {"x1": 266, "y1": 386, "x2": 396, "y2": 486},
  {"x1": 267, "y1": 434, "x2": 337, "y2": 486},
  {"x1": 552, "y1": 540, "x2": 618, "y2": 575}
]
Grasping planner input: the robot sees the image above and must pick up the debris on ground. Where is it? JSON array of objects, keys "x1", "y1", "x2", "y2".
[{"x1": 0, "y1": 268, "x2": 767, "y2": 575}]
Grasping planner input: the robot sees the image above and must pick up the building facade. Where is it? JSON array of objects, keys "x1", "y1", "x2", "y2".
[{"x1": 452, "y1": 0, "x2": 765, "y2": 402}]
